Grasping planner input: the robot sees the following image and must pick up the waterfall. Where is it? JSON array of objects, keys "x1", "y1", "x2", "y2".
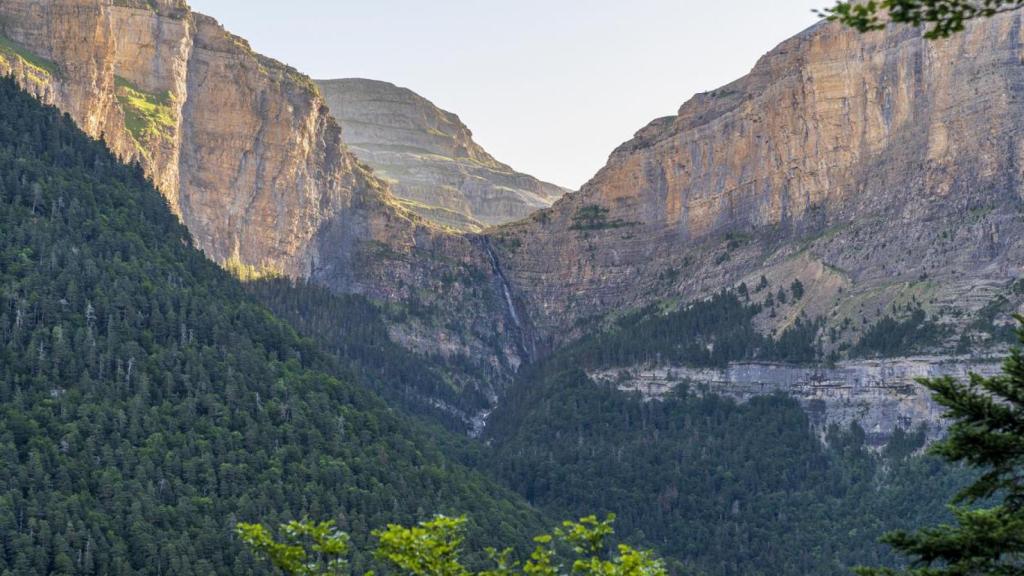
[
  {"x1": 479, "y1": 236, "x2": 534, "y2": 358},
  {"x1": 484, "y1": 241, "x2": 522, "y2": 329}
]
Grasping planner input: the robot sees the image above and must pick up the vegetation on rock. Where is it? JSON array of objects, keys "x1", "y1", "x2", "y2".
[
  {"x1": 570, "y1": 205, "x2": 635, "y2": 232},
  {"x1": 850, "y1": 305, "x2": 947, "y2": 358},
  {"x1": 114, "y1": 76, "x2": 176, "y2": 143},
  {"x1": 244, "y1": 278, "x2": 495, "y2": 434},
  {"x1": 858, "y1": 319, "x2": 1024, "y2": 574},
  {"x1": 565, "y1": 290, "x2": 822, "y2": 369},
  {"x1": 0, "y1": 34, "x2": 58, "y2": 84},
  {"x1": 473, "y1": 285, "x2": 984, "y2": 575},
  {"x1": 484, "y1": 359, "x2": 971, "y2": 575}
]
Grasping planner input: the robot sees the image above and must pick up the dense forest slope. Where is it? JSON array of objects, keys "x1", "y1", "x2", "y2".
[
  {"x1": 0, "y1": 0, "x2": 530, "y2": 407},
  {"x1": 494, "y1": 12, "x2": 1024, "y2": 355},
  {"x1": 318, "y1": 78, "x2": 567, "y2": 232},
  {"x1": 483, "y1": 297, "x2": 974, "y2": 576},
  {"x1": 0, "y1": 77, "x2": 543, "y2": 575}
]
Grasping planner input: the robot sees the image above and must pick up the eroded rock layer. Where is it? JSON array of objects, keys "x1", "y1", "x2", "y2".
[
  {"x1": 591, "y1": 357, "x2": 1004, "y2": 445},
  {"x1": 317, "y1": 78, "x2": 568, "y2": 232}
]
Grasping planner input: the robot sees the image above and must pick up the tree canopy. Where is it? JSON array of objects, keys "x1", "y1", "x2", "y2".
[
  {"x1": 238, "y1": 514, "x2": 666, "y2": 576},
  {"x1": 820, "y1": 0, "x2": 1024, "y2": 39}
]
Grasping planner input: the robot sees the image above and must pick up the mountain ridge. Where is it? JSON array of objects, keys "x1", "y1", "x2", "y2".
[
  {"x1": 0, "y1": 75, "x2": 545, "y2": 573},
  {"x1": 5, "y1": 0, "x2": 1024, "y2": 423},
  {"x1": 317, "y1": 77, "x2": 568, "y2": 232},
  {"x1": 493, "y1": 12, "x2": 1024, "y2": 355}
]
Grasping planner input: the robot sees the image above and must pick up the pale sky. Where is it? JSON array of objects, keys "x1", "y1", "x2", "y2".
[{"x1": 187, "y1": 0, "x2": 824, "y2": 189}]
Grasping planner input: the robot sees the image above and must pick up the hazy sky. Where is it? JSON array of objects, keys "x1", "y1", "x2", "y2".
[{"x1": 187, "y1": 0, "x2": 824, "y2": 189}]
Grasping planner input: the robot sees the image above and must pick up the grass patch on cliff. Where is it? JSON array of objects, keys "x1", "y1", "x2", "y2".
[
  {"x1": 0, "y1": 34, "x2": 58, "y2": 81},
  {"x1": 115, "y1": 76, "x2": 176, "y2": 142},
  {"x1": 223, "y1": 254, "x2": 283, "y2": 282}
]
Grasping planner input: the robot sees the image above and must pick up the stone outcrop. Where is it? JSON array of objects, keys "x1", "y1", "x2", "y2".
[
  {"x1": 317, "y1": 78, "x2": 568, "y2": 232},
  {"x1": 494, "y1": 13, "x2": 1024, "y2": 351},
  {"x1": 0, "y1": 0, "x2": 365, "y2": 273},
  {"x1": 591, "y1": 357, "x2": 1004, "y2": 445},
  {"x1": 0, "y1": 0, "x2": 527, "y2": 411}
]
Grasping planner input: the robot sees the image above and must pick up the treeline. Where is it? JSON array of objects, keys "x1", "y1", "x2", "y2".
[
  {"x1": 569, "y1": 290, "x2": 822, "y2": 369},
  {"x1": 483, "y1": 365, "x2": 971, "y2": 576}
]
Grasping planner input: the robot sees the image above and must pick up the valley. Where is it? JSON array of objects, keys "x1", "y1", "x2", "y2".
[{"x1": 0, "y1": 0, "x2": 1022, "y2": 574}]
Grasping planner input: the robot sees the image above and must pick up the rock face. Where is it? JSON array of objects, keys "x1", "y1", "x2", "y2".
[
  {"x1": 317, "y1": 78, "x2": 568, "y2": 232},
  {"x1": 0, "y1": 0, "x2": 359, "y2": 274},
  {"x1": 591, "y1": 357, "x2": 1003, "y2": 445},
  {"x1": 0, "y1": 0, "x2": 528, "y2": 413},
  {"x1": 494, "y1": 13, "x2": 1024, "y2": 351}
]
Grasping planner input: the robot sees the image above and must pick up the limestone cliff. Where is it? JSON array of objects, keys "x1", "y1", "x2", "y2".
[
  {"x1": 0, "y1": 0, "x2": 333, "y2": 270},
  {"x1": 317, "y1": 78, "x2": 568, "y2": 232},
  {"x1": 0, "y1": 0, "x2": 527, "y2": 416},
  {"x1": 495, "y1": 13, "x2": 1024, "y2": 353},
  {"x1": 591, "y1": 357, "x2": 1004, "y2": 445}
]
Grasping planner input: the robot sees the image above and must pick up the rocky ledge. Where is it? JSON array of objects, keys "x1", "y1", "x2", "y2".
[{"x1": 591, "y1": 356, "x2": 1004, "y2": 445}]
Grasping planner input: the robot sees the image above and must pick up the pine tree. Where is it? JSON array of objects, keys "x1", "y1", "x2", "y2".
[{"x1": 857, "y1": 317, "x2": 1024, "y2": 575}]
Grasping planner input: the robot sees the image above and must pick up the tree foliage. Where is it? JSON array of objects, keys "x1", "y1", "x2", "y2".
[
  {"x1": 850, "y1": 305, "x2": 946, "y2": 358},
  {"x1": 238, "y1": 514, "x2": 665, "y2": 576},
  {"x1": 857, "y1": 318, "x2": 1024, "y2": 575},
  {"x1": 568, "y1": 290, "x2": 822, "y2": 369},
  {"x1": 483, "y1": 362, "x2": 971, "y2": 575},
  {"x1": 476, "y1": 286, "x2": 978, "y2": 575},
  {"x1": 237, "y1": 520, "x2": 351, "y2": 576},
  {"x1": 0, "y1": 76, "x2": 542, "y2": 575},
  {"x1": 820, "y1": 0, "x2": 1024, "y2": 39},
  {"x1": 244, "y1": 278, "x2": 494, "y2": 435}
]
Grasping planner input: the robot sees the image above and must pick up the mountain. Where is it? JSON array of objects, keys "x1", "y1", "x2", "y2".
[
  {"x1": 7, "y1": 1, "x2": 1023, "y2": 433},
  {"x1": 493, "y1": 13, "x2": 1024, "y2": 356},
  {"x1": 465, "y1": 15, "x2": 1024, "y2": 573},
  {"x1": 0, "y1": 3, "x2": 1016, "y2": 574},
  {"x1": 0, "y1": 0, "x2": 532, "y2": 419},
  {"x1": 0, "y1": 69, "x2": 972, "y2": 576},
  {"x1": 317, "y1": 78, "x2": 568, "y2": 232},
  {"x1": 0, "y1": 75, "x2": 544, "y2": 575},
  {"x1": 0, "y1": 0, "x2": 350, "y2": 271}
]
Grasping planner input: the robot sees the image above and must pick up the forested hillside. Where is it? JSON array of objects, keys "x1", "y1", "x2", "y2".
[
  {"x1": 567, "y1": 290, "x2": 823, "y2": 368},
  {"x1": 244, "y1": 279, "x2": 495, "y2": 435},
  {"x1": 0, "y1": 77, "x2": 542, "y2": 576},
  {"x1": 482, "y1": 315, "x2": 974, "y2": 576}
]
